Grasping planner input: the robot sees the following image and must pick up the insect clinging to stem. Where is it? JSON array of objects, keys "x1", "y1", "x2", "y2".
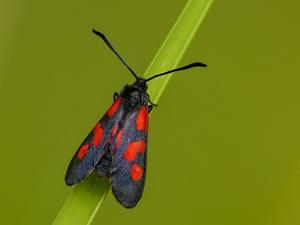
[{"x1": 65, "y1": 29, "x2": 207, "y2": 208}]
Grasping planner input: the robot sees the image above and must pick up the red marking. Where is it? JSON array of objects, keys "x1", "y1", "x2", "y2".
[
  {"x1": 136, "y1": 106, "x2": 148, "y2": 133},
  {"x1": 93, "y1": 123, "x2": 103, "y2": 147},
  {"x1": 106, "y1": 97, "x2": 121, "y2": 118},
  {"x1": 145, "y1": 109, "x2": 149, "y2": 134},
  {"x1": 123, "y1": 142, "x2": 139, "y2": 161},
  {"x1": 111, "y1": 124, "x2": 118, "y2": 137},
  {"x1": 115, "y1": 129, "x2": 124, "y2": 149},
  {"x1": 138, "y1": 140, "x2": 146, "y2": 154},
  {"x1": 77, "y1": 144, "x2": 89, "y2": 160},
  {"x1": 123, "y1": 140, "x2": 146, "y2": 161},
  {"x1": 130, "y1": 163, "x2": 143, "y2": 181}
]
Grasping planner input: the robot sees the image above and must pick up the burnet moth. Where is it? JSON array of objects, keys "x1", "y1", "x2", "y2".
[{"x1": 65, "y1": 29, "x2": 207, "y2": 208}]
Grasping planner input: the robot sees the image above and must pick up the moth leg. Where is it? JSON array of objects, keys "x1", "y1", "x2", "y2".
[
  {"x1": 147, "y1": 94, "x2": 158, "y2": 107},
  {"x1": 148, "y1": 105, "x2": 153, "y2": 113},
  {"x1": 113, "y1": 92, "x2": 119, "y2": 101}
]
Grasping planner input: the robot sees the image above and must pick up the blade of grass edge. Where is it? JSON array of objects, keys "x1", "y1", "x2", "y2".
[
  {"x1": 144, "y1": 0, "x2": 213, "y2": 99},
  {"x1": 53, "y1": 0, "x2": 213, "y2": 224}
]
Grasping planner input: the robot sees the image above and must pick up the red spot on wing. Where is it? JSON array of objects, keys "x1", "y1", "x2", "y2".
[
  {"x1": 136, "y1": 106, "x2": 148, "y2": 133},
  {"x1": 111, "y1": 124, "x2": 118, "y2": 137},
  {"x1": 115, "y1": 129, "x2": 124, "y2": 149},
  {"x1": 123, "y1": 140, "x2": 146, "y2": 161},
  {"x1": 138, "y1": 140, "x2": 146, "y2": 154},
  {"x1": 106, "y1": 97, "x2": 121, "y2": 118},
  {"x1": 145, "y1": 109, "x2": 149, "y2": 134},
  {"x1": 93, "y1": 123, "x2": 103, "y2": 147},
  {"x1": 130, "y1": 163, "x2": 143, "y2": 181},
  {"x1": 77, "y1": 144, "x2": 89, "y2": 160},
  {"x1": 123, "y1": 142, "x2": 139, "y2": 161}
]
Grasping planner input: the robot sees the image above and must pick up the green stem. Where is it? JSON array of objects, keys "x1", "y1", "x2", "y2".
[
  {"x1": 53, "y1": 175, "x2": 110, "y2": 225},
  {"x1": 53, "y1": 0, "x2": 213, "y2": 224},
  {"x1": 145, "y1": 0, "x2": 213, "y2": 100}
]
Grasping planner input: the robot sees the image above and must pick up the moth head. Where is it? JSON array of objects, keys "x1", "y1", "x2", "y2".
[{"x1": 132, "y1": 77, "x2": 148, "y2": 92}]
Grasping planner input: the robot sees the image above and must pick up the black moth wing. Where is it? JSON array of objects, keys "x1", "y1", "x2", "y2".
[
  {"x1": 108, "y1": 103, "x2": 149, "y2": 208},
  {"x1": 65, "y1": 97, "x2": 124, "y2": 185},
  {"x1": 94, "y1": 146, "x2": 112, "y2": 177}
]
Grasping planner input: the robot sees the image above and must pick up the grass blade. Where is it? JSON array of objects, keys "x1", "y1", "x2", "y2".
[
  {"x1": 53, "y1": 176, "x2": 110, "y2": 225},
  {"x1": 144, "y1": 0, "x2": 213, "y2": 100},
  {"x1": 53, "y1": 0, "x2": 213, "y2": 224}
]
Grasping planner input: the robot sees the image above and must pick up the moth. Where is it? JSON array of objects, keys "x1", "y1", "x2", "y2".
[{"x1": 65, "y1": 29, "x2": 207, "y2": 208}]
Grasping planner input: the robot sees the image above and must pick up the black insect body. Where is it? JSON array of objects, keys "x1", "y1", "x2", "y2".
[{"x1": 65, "y1": 29, "x2": 207, "y2": 208}]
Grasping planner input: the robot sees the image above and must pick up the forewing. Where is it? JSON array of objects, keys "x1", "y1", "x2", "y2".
[
  {"x1": 110, "y1": 105, "x2": 149, "y2": 208},
  {"x1": 65, "y1": 97, "x2": 124, "y2": 185}
]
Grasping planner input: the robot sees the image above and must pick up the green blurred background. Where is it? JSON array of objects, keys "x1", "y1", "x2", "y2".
[{"x1": 1, "y1": 0, "x2": 300, "y2": 224}]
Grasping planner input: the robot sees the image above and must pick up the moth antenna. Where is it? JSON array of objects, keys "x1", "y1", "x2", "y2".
[
  {"x1": 92, "y1": 29, "x2": 139, "y2": 80},
  {"x1": 145, "y1": 62, "x2": 207, "y2": 82}
]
